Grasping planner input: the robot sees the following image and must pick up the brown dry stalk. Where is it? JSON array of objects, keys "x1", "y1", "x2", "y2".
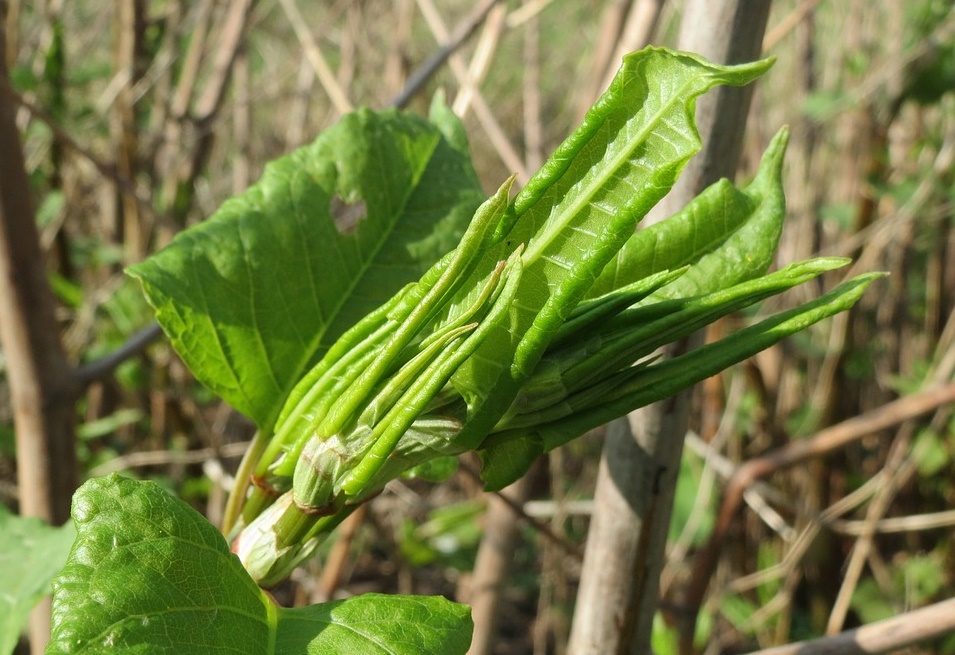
[
  {"x1": 464, "y1": 474, "x2": 535, "y2": 655},
  {"x1": 682, "y1": 382, "x2": 955, "y2": 632},
  {"x1": 825, "y1": 426, "x2": 919, "y2": 634},
  {"x1": 0, "y1": 19, "x2": 78, "y2": 654},
  {"x1": 451, "y1": 4, "x2": 506, "y2": 118},
  {"x1": 159, "y1": 0, "x2": 254, "y2": 226},
  {"x1": 391, "y1": 0, "x2": 501, "y2": 109},
  {"x1": 459, "y1": 461, "x2": 583, "y2": 562},
  {"x1": 318, "y1": 504, "x2": 368, "y2": 602},
  {"x1": 762, "y1": 0, "x2": 826, "y2": 52},
  {"x1": 596, "y1": 0, "x2": 666, "y2": 100},
  {"x1": 412, "y1": 0, "x2": 529, "y2": 182},
  {"x1": 111, "y1": 0, "x2": 146, "y2": 262},
  {"x1": 277, "y1": 0, "x2": 352, "y2": 115},
  {"x1": 575, "y1": 0, "x2": 632, "y2": 123},
  {"x1": 522, "y1": 11, "x2": 543, "y2": 171},
  {"x1": 744, "y1": 596, "x2": 955, "y2": 655},
  {"x1": 1, "y1": 79, "x2": 164, "y2": 227},
  {"x1": 570, "y1": 2, "x2": 773, "y2": 654}
]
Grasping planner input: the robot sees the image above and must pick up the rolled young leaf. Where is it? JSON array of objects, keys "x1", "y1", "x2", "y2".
[
  {"x1": 478, "y1": 272, "x2": 884, "y2": 489},
  {"x1": 449, "y1": 48, "x2": 775, "y2": 449},
  {"x1": 588, "y1": 125, "x2": 790, "y2": 300}
]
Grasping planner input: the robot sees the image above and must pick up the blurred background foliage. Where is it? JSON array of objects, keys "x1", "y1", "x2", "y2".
[{"x1": 2, "y1": 0, "x2": 955, "y2": 653}]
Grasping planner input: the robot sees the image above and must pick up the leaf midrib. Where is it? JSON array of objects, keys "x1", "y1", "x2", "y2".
[
  {"x1": 523, "y1": 66, "x2": 704, "y2": 266},
  {"x1": 268, "y1": 135, "x2": 440, "y2": 430}
]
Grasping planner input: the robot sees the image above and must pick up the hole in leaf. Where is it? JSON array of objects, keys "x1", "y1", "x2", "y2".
[{"x1": 330, "y1": 195, "x2": 367, "y2": 235}]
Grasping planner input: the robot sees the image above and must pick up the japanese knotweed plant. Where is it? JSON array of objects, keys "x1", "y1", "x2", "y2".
[{"x1": 45, "y1": 48, "x2": 881, "y2": 655}]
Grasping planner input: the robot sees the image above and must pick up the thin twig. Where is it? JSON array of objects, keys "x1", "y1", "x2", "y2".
[
  {"x1": 683, "y1": 382, "x2": 955, "y2": 627},
  {"x1": 452, "y1": 4, "x2": 506, "y2": 117},
  {"x1": 88, "y1": 439, "x2": 251, "y2": 477},
  {"x1": 762, "y1": 0, "x2": 826, "y2": 52},
  {"x1": 1, "y1": 79, "x2": 166, "y2": 228},
  {"x1": 389, "y1": 0, "x2": 501, "y2": 109},
  {"x1": 830, "y1": 508, "x2": 955, "y2": 536},
  {"x1": 412, "y1": 0, "x2": 528, "y2": 182},
  {"x1": 718, "y1": 474, "x2": 882, "y2": 599},
  {"x1": 460, "y1": 461, "x2": 583, "y2": 561},
  {"x1": 74, "y1": 322, "x2": 164, "y2": 389},
  {"x1": 277, "y1": 0, "x2": 353, "y2": 115},
  {"x1": 826, "y1": 436, "x2": 914, "y2": 634}
]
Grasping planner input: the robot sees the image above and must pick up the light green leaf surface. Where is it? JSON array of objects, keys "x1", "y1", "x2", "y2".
[
  {"x1": 129, "y1": 108, "x2": 483, "y2": 431},
  {"x1": 0, "y1": 506, "x2": 75, "y2": 655},
  {"x1": 46, "y1": 476, "x2": 471, "y2": 655},
  {"x1": 451, "y1": 48, "x2": 774, "y2": 446},
  {"x1": 275, "y1": 595, "x2": 472, "y2": 654},
  {"x1": 589, "y1": 126, "x2": 789, "y2": 300},
  {"x1": 475, "y1": 127, "x2": 789, "y2": 490}
]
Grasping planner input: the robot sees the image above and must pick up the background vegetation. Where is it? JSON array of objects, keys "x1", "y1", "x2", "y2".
[{"x1": 2, "y1": 0, "x2": 955, "y2": 653}]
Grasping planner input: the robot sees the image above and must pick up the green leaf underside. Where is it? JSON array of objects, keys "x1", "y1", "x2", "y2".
[
  {"x1": 0, "y1": 507, "x2": 75, "y2": 655},
  {"x1": 128, "y1": 108, "x2": 483, "y2": 431},
  {"x1": 449, "y1": 48, "x2": 774, "y2": 447},
  {"x1": 47, "y1": 476, "x2": 472, "y2": 655}
]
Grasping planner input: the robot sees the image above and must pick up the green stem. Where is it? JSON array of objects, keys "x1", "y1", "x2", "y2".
[{"x1": 222, "y1": 429, "x2": 269, "y2": 536}]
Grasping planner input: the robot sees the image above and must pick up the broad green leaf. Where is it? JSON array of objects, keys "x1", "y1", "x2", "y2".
[
  {"x1": 451, "y1": 48, "x2": 774, "y2": 447},
  {"x1": 402, "y1": 455, "x2": 459, "y2": 482},
  {"x1": 275, "y1": 595, "x2": 472, "y2": 654},
  {"x1": 129, "y1": 108, "x2": 483, "y2": 431},
  {"x1": 478, "y1": 433, "x2": 544, "y2": 492},
  {"x1": 0, "y1": 506, "x2": 75, "y2": 655},
  {"x1": 47, "y1": 476, "x2": 473, "y2": 655},
  {"x1": 47, "y1": 475, "x2": 272, "y2": 655}
]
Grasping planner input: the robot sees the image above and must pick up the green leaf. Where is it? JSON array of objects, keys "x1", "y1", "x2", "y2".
[
  {"x1": 480, "y1": 272, "x2": 883, "y2": 488},
  {"x1": 533, "y1": 273, "x2": 884, "y2": 452},
  {"x1": 47, "y1": 475, "x2": 273, "y2": 655},
  {"x1": 451, "y1": 48, "x2": 774, "y2": 447},
  {"x1": 275, "y1": 595, "x2": 472, "y2": 654},
  {"x1": 478, "y1": 432, "x2": 543, "y2": 492},
  {"x1": 591, "y1": 126, "x2": 789, "y2": 300},
  {"x1": 402, "y1": 455, "x2": 459, "y2": 482},
  {"x1": 850, "y1": 578, "x2": 895, "y2": 624},
  {"x1": 0, "y1": 507, "x2": 75, "y2": 655},
  {"x1": 47, "y1": 476, "x2": 473, "y2": 655},
  {"x1": 913, "y1": 428, "x2": 950, "y2": 477},
  {"x1": 669, "y1": 448, "x2": 714, "y2": 547},
  {"x1": 128, "y1": 109, "x2": 483, "y2": 431}
]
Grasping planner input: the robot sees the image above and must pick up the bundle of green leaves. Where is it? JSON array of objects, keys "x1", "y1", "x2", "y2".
[{"x1": 45, "y1": 48, "x2": 880, "y2": 654}]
